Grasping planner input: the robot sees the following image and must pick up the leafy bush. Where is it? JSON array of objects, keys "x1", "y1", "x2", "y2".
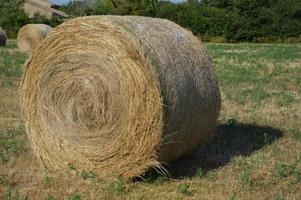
[
  {"x1": 0, "y1": 0, "x2": 62, "y2": 38},
  {"x1": 0, "y1": 0, "x2": 28, "y2": 38},
  {"x1": 158, "y1": 0, "x2": 300, "y2": 42}
]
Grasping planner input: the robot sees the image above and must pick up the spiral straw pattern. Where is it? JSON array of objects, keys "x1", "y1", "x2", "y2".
[
  {"x1": 17, "y1": 24, "x2": 52, "y2": 54},
  {"x1": 20, "y1": 16, "x2": 221, "y2": 178}
]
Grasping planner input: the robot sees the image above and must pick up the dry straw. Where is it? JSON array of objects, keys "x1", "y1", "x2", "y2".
[
  {"x1": 20, "y1": 16, "x2": 221, "y2": 179},
  {"x1": 0, "y1": 27, "x2": 7, "y2": 46},
  {"x1": 17, "y1": 24, "x2": 52, "y2": 54}
]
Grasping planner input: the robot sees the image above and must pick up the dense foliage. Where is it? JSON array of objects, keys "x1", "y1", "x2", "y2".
[
  {"x1": 0, "y1": 0, "x2": 61, "y2": 38},
  {"x1": 1, "y1": 0, "x2": 300, "y2": 41},
  {"x1": 88, "y1": 0, "x2": 301, "y2": 42}
]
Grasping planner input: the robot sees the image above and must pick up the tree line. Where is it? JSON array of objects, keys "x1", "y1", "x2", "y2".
[
  {"x1": 1, "y1": 0, "x2": 300, "y2": 42},
  {"x1": 86, "y1": 0, "x2": 301, "y2": 42}
]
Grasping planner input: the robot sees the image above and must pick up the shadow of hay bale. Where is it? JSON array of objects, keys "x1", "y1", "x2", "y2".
[
  {"x1": 140, "y1": 119, "x2": 282, "y2": 180},
  {"x1": 169, "y1": 119, "x2": 283, "y2": 178}
]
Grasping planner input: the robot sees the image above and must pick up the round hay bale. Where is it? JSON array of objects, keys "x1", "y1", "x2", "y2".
[
  {"x1": 20, "y1": 16, "x2": 221, "y2": 178},
  {"x1": 0, "y1": 27, "x2": 7, "y2": 46},
  {"x1": 17, "y1": 24, "x2": 52, "y2": 54}
]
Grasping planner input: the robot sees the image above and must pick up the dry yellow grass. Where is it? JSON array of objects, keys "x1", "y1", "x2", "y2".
[{"x1": 0, "y1": 41, "x2": 300, "y2": 200}]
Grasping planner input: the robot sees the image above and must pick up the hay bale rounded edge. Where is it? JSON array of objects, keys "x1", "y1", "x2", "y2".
[
  {"x1": 17, "y1": 24, "x2": 52, "y2": 54},
  {"x1": 0, "y1": 27, "x2": 7, "y2": 46},
  {"x1": 20, "y1": 16, "x2": 221, "y2": 179}
]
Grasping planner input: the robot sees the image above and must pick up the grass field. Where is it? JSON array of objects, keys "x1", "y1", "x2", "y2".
[{"x1": 0, "y1": 40, "x2": 300, "y2": 200}]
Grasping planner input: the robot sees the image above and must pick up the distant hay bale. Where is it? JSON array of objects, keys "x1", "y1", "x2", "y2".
[
  {"x1": 0, "y1": 27, "x2": 7, "y2": 46},
  {"x1": 17, "y1": 24, "x2": 52, "y2": 54},
  {"x1": 20, "y1": 16, "x2": 221, "y2": 179}
]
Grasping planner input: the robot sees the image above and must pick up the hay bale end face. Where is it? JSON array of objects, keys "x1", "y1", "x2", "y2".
[
  {"x1": 20, "y1": 16, "x2": 221, "y2": 179},
  {"x1": 0, "y1": 27, "x2": 7, "y2": 46},
  {"x1": 17, "y1": 24, "x2": 52, "y2": 54}
]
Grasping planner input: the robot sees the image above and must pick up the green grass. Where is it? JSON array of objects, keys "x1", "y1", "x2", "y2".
[
  {"x1": 0, "y1": 40, "x2": 26, "y2": 87},
  {"x1": 274, "y1": 160, "x2": 301, "y2": 183},
  {"x1": 0, "y1": 41, "x2": 300, "y2": 200},
  {"x1": 207, "y1": 44, "x2": 301, "y2": 109},
  {"x1": 107, "y1": 178, "x2": 128, "y2": 194},
  {"x1": 2, "y1": 40, "x2": 18, "y2": 49},
  {"x1": 0, "y1": 125, "x2": 28, "y2": 164},
  {"x1": 207, "y1": 43, "x2": 301, "y2": 62},
  {"x1": 239, "y1": 167, "x2": 252, "y2": 189},
  {"x1": 177, "y1": 183, "x2": 193, "y2": 196},
  {"x1": 195, "y1": 167, "x2": 205, "y2": 178},
  {"x1": 67, "y1": 193, "x2": 81, "y2": 200},
  {"x1": 3, "y1": 187, "x2": 21, "y2": 200},
  {"x1": 288, "y1": 128, "x2": 301, "y2": 141},
  {"x1": 80, "y1": 170, "x2": 97, "y2": 180}
]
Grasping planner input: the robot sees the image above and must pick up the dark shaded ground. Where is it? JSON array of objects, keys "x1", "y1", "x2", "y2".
[
  {"x1": 168, "y1": 119, "x2": 283, "y2": 178},
  {"x1": 140, "y1": 119, "x2": 283, "y2": 181}
]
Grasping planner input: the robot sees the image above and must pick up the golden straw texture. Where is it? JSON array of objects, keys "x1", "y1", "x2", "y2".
[
  {"x1": 17, "y1": 24, "x2": 52, "y2": 54},
  {"x1": 20, "y1": 16, "x2": 221, "y2": 179},
  {"x1": 0, "y1": 27, "x2": 7, "y2": 46}
]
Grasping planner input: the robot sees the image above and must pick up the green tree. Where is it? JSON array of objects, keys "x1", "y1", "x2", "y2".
[
  {"x1": 61, "y1": 0, "x2": 93, "y2": 16},
  {"x1": 156, "y1": 1, "x2": 179, "y2": 21},
  {"x1": 92, "y1": 0, "x2": 158, "y2": 16},
  {"x1": 91, "y1": 0, "x2": 115, "y2": 15},
  {"x1": 269, "y1": 0, "x2": 301, "y2": 37},
  {"x1": 0, "y1": 0, "x2": 28, "y2": 38},
  {"x1": 0, "y1": 0, "x2": 62, "y2": 38},
  {"x1": 224, "y1": 0, "x2": 301, "y2": 41}
]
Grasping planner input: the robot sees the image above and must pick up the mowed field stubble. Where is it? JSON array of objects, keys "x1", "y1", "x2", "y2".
[{"x1": 0, "y1": 40, "x2": 300, "y2": 200}]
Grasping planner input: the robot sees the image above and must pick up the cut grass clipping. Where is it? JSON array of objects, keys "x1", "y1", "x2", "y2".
[
  {"x1": 17, "y1": 24, "x2": 52, "y2": 55},
  {"x1": 20, "y1": 16, "x2": 221, "y2": 179}
]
